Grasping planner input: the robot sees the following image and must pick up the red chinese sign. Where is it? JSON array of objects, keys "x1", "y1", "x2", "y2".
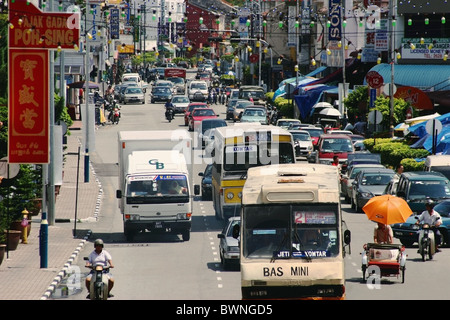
[
  {"x1": 7, "y1": 0, "x2": 80, "y2": 163},
  {"x1": 9, "y1": 49, "x2": 49, "y2": 163},
  {"x1": 8, "y1": 0, "x2": 80, "y2": 49}
]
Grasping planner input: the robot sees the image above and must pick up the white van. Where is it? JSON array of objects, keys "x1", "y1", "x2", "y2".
[
  {"x1": 424, "y1": 155, "x2": 450, "y2": 180},
  {"x1": 122, "y1": 73, "x2": 148, "y2": 92},
  {"x1": 188, "y1": 80, "x2": 208, "y2": 101}
]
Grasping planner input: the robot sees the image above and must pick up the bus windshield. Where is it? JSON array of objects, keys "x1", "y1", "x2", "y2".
[
  {"x1": 223, "y1": 142, "x2": 295, "y2": 171},
  {"x1": 126, "y1": 175, "x2": 189, "y2": 204},
  {"x1": 242, "y1": 204, "x2": 340, "y2": 260}
]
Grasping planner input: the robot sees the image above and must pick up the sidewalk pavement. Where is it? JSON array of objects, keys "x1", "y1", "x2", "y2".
[{"x1": 0, "y1": 118, "x2": 102, "y2": 300}]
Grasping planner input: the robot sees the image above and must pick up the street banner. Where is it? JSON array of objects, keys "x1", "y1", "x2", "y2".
[{"x1": 8, "y1": 49, "x2": 49, "y2": 163}]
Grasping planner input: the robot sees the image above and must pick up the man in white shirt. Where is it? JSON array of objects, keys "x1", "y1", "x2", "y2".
[{"x1": 416, "y1": 200, "x2": 442, "y2": 252}]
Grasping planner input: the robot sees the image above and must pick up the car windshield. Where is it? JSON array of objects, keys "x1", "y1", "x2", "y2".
[
  {"x1": 191, "y1": 83, "x2": 207, "y2": 90},
  {"x1": 435, "y1": 201, "x2": 450, "y2": 217},
  {"x1": 154, "y1": 88, "x2": 170, "y2": 93},
  {"x1": 193, "y1": 109, "x2": 215, "y2": 116},
  {"x1": 361, "y1": 173, "x2": 394, "y2": 185},
  {"x1": 321, "y1": 138, "x2": 354, "y2": 152},
  {"x1": 304, "y1": 129, "x2": 324, "y2": 137},
  {"x1": 172, "y1": 97, "x2": 189, "y2": 103},
  {"x1": 188, "y1": 104, "x2": 206, "y2": 112},
  {"x1": 244, "y1": 109, "x2": 265, "y2": 117},
  {"x1": 201, "y1": 121, "x2": 226, "y2": 133},
  {"x1": 126, "y1": 88, "x2": 142, "y2": 94},
  {"x1": 226, "y1": 219, "x2": 241, "y2": 237},
  {"x1": 291, "y1": 133, "x2": 310, "y2": 141},
  {"x1": 407, "y1": 180, "x2": 450, "y2": 200}
]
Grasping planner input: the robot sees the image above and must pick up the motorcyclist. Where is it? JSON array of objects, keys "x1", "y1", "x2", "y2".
[
  {"x1": 108, "y1": 100, "x2": 121, "y2": 123},
  {"x1": 165, "y1": 100, "x2": 174, "y2": 120},
  {"x1": 416, "y1": 200, "x2": 442, "y2": 252},
  {"x1": 85, "y1": 239, "x2": 115, "y2": 298}
]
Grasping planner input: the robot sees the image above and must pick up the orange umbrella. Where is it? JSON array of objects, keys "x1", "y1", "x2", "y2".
[{"x1": 362, "y1": 195, "x2": 413, "y2": 225}]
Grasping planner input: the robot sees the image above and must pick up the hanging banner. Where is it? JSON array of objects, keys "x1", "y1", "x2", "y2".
[{"x1": 8, "y1": 49, "x2": 49, "y2": 163}]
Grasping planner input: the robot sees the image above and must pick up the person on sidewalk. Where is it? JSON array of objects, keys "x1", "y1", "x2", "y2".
[{"x1": 85, "y1": 239, "x2": 115, "y2": 298}]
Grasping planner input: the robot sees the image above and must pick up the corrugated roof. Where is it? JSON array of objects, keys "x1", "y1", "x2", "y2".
[{"x1": 365, "y1": 63, "x2": 450, "y2": 91}]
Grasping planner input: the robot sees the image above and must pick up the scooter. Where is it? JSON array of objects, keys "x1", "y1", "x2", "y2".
[
  {"x1": 84, "y1": 257, "x2": 111, "y2": 300},
  {"x1": 416, "y1": 217, "x2": 440, "y2": 261},
  {"x1": 108, "y1": 106, "x2": 120, "y2": 124},
  {"x1": 165, "y1": 108, "x2": 174, "y2": 122}
]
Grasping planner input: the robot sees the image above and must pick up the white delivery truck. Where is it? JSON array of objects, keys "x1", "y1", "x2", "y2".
[{"x1": 116, "y1": 130, "x2": 199, "y2": 241}]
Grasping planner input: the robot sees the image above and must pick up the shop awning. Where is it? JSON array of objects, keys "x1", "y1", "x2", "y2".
[
  {"x1": 305, "y1": 66, "x2": 327, "y2": 77},
  {"x1": 365, "y1": 63, "x2": 450, "y2": 91}
]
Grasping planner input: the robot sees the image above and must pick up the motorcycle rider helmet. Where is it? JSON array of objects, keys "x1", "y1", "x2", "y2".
[
  {"x1": 94, "y1": 239, "x2": 104, "y2": 248},
  {"x1": 425, "y1": 199, "x2": 435, "y2": 208}
]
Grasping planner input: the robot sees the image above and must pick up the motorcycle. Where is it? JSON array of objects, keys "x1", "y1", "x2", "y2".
[
  {"x1": 107, "y1": 103, "x2": 121, "y2": 124},
  {"x1": 84, "y1": 257, "x2": 111, "y2": 300},
  {"x1": 416, "y1": 217, "x2": 440, "y2": 261},
  {"x1": 165, "y1": 107, "x2": 174, "y2": 122}
]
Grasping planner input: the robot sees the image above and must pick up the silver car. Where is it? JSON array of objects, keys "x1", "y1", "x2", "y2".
[
  {"x1": 217, "y1": 216, "x2": 240, "y2": 270},
  {"x1": 123, "y1": 86, "x2": 145, "y2": 104}
]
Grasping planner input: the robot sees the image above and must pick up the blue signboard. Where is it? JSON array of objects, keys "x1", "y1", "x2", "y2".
[
  {"x1": 110, "y1": 8, "x2": 120, "y2": 40},
  {"x1": 328, "y1": 0, "x2": 341, "y2": 41}
]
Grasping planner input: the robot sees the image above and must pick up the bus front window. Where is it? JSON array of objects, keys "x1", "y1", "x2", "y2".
[{"x1": 243, "y1": 205, "x2": 340, "y2": 259}]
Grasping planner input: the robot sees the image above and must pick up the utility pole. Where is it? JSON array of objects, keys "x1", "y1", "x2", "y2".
[{"x1": 389, "y1": 0, "x2": 395, "y2": 138}]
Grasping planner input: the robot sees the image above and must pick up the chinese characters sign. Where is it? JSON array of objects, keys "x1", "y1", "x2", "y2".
[{"x1": 9, "y1": 49, "x2": 49, "y2": 163}]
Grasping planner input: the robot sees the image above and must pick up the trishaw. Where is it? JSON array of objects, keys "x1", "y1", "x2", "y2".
[{"x1": 361, "y1": 243, "x2": 407, "y2": 283}]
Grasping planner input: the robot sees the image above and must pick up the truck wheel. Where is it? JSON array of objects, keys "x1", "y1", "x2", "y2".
[
  {"x1": 124, "y1": 228, "x2": 134, "y2": 242},
  {"x1": 182, "y1": 230, "x2": 190, "y2": 241}
]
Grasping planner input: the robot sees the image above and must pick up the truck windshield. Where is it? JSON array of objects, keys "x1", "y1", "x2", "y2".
[
  {"x1": 126, "y1": 175, "x2": 189, "y2": 204},
  {"x1": 242, "y1": 204, "x2": 339, "y2": 260}
]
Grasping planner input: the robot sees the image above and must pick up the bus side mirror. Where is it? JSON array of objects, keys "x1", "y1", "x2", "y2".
[
  {"x1": 344, "y1": 229, "x2": 351, "y2": 245},
  {"x1": 116, "y1": 190, "x2": 122, "y2": 198},
  {"x1": 194, "y1": 184, "x2": 200, "y2": 195},
  {"x1": 232, "y1": 224, "x2": 240, "y2": 239}
]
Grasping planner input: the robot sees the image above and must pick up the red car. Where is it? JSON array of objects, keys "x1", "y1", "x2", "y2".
[
  {"x1": 184, "y1": 102, "x2": 208, "y2": 126},
  {"x1": 188, "y1": 108, "x2": 218, "y2": 131}
]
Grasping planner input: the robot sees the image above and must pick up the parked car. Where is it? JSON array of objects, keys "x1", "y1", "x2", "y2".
[
  {"x1": 288, "y1": 123, "x2": 314, "y2": 130},
  {"x1": 150, "y1": 86, "x2": 172, "y2": 103},
  {"x1": 341, "y1": 163, "x2": 385, "y2": 203},
  {"x1": 198, "y1": 163, "x2": 213, "y2": 200},
  {"x1": 328, "y1": 129, "x2": 353, "y2": 135},
  {"x1": 232, "y1": 100, "x2": 253, "y2": 121},
  {"x1": 351, "y1": 168, "x2": 395, "y2": 212},
  {"x1": 197, "y1": 118, "x2": 227, "y2": 148},
  {"x1": 240, "y1": 107, "x2": 268, "y2": 125},
  {"x1": 188, "y1": 108, "x2": 218, "y2": 132},
  {"x1": 177, "y1": 61, "x2": 190, "y2": 69},
  {"x1": 122, "y1": 86, "x2": 145, "y2": 104},
  {"x1": 170, "y1": 95, "x2": 190, "y2": 114},
  {"x1": 184, "y1": 102, "x2": 208, "y2": 126},
  {"x1": 395, "y1": 171, "x2": 450, "y2": 214},
  {"x1": 217, "y1": 216, "x2": 241, "y2": 270},
  {"x1": 289, "y1": 130, "x2": 314, "y2": 159},
  {"x1": 392, "y1": 199, "x2": 450, "y2": 247}
]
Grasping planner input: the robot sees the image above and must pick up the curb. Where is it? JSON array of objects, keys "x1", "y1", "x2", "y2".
[
  {"x1": 40, "y1": 230, "x2": 92, "y2": 300},
  {"x1": 39, "y1": 162, "x2": 103, "y2": 300}
]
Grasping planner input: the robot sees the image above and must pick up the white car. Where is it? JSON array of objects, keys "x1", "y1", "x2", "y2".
[
  {"x1": 276, "y1": 118, "x2": 301, "y2": 129},
  {"x1": 170, "y1": 95, "x2": 190, "y2": 114},
  {"x1": 289, "y1": 130, "x2": 313, "y2": 159}
]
